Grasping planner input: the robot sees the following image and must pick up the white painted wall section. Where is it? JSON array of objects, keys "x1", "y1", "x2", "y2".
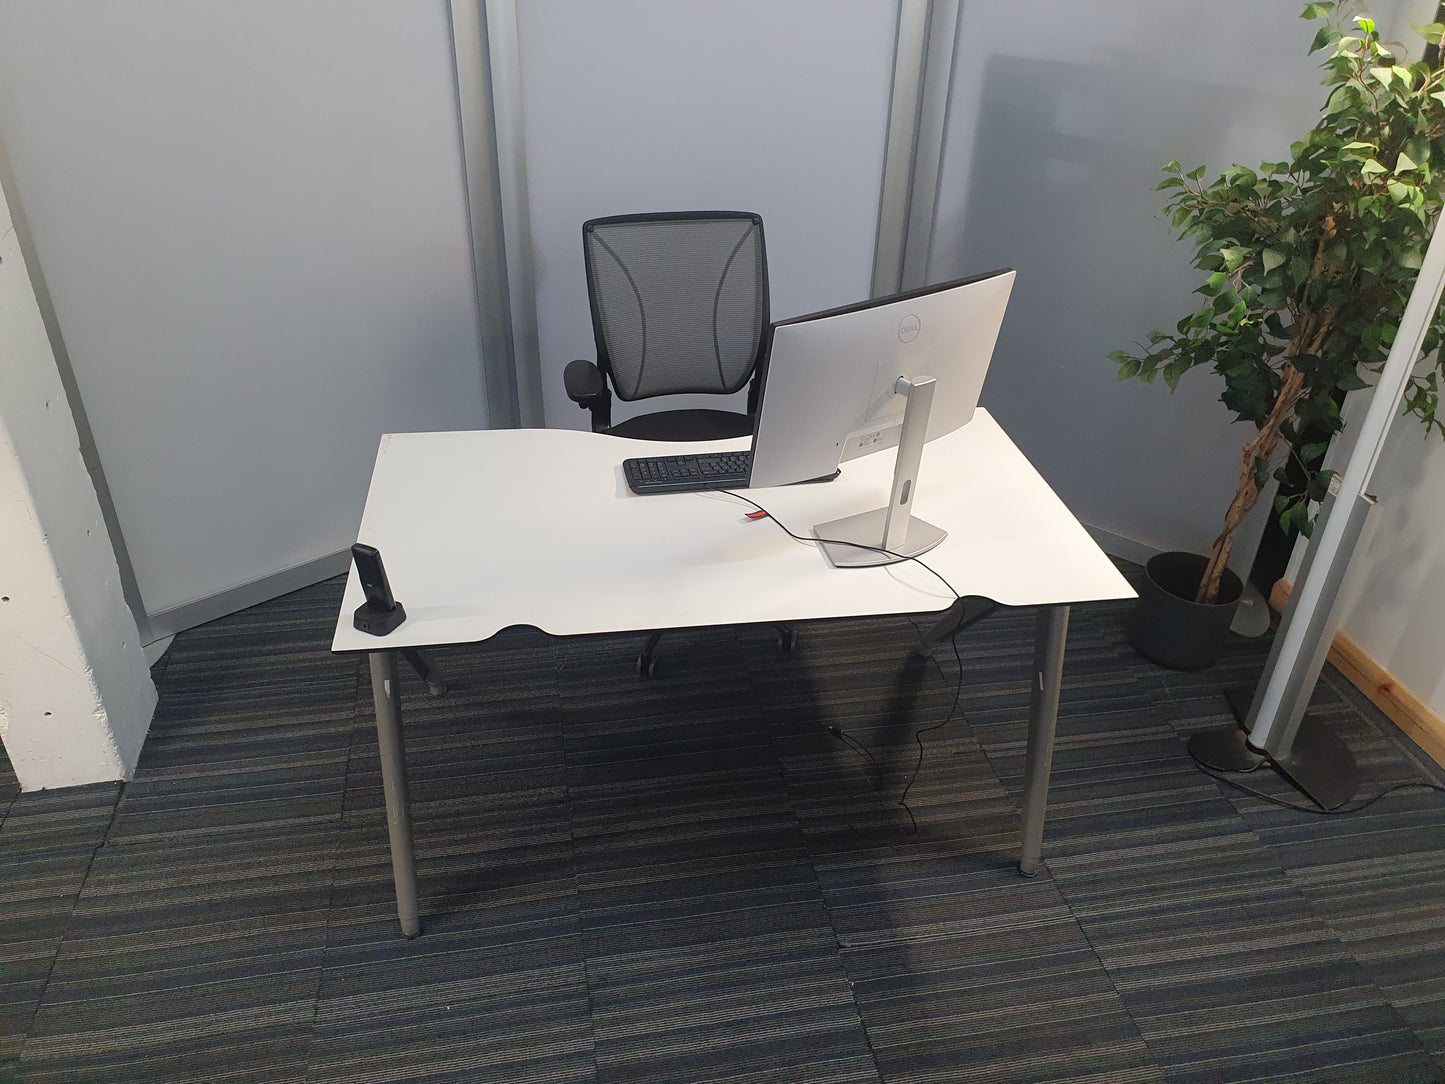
[
  {"x1": 930, "y1": 2, "x2": 1334, "y2": 559},
  {"x1": 0, "y1": 1, "x2": 488, "y2": 621},
  {"x1": 514, "y1": 0, "x2": 898, "y2": 429},
  {"x1": 0, "y1": 180, "x2": 156, "y2": 790},
  {"x1": 1341, "y1": 421, "x2": 1445, "y2": 717}
]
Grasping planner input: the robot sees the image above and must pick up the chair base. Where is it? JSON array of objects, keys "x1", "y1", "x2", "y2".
[{"x1": 608, "y1": 409, "x2": 753, "y2": 442}]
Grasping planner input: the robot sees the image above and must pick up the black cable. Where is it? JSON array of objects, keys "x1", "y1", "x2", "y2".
[
  {"x1": 898, "y1": 625, "x2": 967, "y2": 813},
  {"x1": 1189, "y1": 749, "x2": 1445, "y2": 814},
  {"x1": 715, "y1": 490, "x2": 971, "y2": 836}
]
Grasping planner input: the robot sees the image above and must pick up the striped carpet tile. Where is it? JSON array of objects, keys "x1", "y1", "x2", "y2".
[
  {"x1": 312, "y1": 625, "x2": 592, "y2": 1082},
  {"x1": 555, "y1": 628, "x2": 878, "y2": 1083},
  {"x1": 761, "y1": 614, "x2": 1160, "y2": 1083},
  {"x1": 3, "y1": 567, "x2": 1444, "y2": 1080},
  {"x1": 1200, "y1": 669, "x2": 1445, "y2": 1069},
  {"x1": 0, "y1": 782, "x2": 121, "y2": 1077},
  {"x1": 1018, "y1": 584, "x2": 1444, "y2": 1081}
]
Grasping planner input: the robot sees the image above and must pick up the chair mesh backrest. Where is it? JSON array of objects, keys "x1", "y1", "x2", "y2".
[{"x1": 583, "y1": 213, "x2": 768, "y2": 402}]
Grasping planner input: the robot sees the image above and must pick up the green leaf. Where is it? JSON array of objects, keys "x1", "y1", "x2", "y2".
[
  {"x1": 1370, "y1": 65, "x2": 1394, "y2": 88},
  {"x1": 1310, "y1": 23, "x2": 1340, "y2": 52},
  {"x1": 1415, "y1": 21, "x2": 1445, "y2": 45},
  {"x1": 1162, "y1": 357, "x2": 1190, "y2": 392},
  {"x1": 1395, "y1": 150, "x2": 1419, "y2": 172},
  {"x1": 1146, "y1": 329, "x2": 1168, "y2": 345},
  {"x1": 1220, "y1": 246, "x2": 1248, "y2": 270},
  {"x1": 1254, "y1": 456, "x2": 1272, "y2": 489},
  {"x1": 1355, "y1": 15, "x2": 1376, "y2": 33},
  {"x1": 1186, "y1": 164, "x2": 1207, "y2": 181},
  {"x1": 1298, "y1": 441, "x2": 1330, "y2": 462},
  {"x1": 1361, "y1": 158, "x2": 1388, "y2": 175},
  {"x1": 1261, "y1": 248, "x2": 1287, "y2": 273},
  {"x1": 1336, "y1": 366, "x2": 1371, "y2": 391}
]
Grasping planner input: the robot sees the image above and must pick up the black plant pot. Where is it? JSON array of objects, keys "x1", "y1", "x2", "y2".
[{"x1": 1129, "y1": 551, "x2": 1244, "y2": 670}]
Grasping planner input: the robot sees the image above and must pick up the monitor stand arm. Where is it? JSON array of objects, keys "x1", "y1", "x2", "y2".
[{"x1": 814, "y1": 375, "x2": 947, "y2": 568}]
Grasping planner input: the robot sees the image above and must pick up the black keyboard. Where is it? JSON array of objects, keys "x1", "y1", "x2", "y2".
[{"x1": 624, "y1": 451, "x2": 752, "y2": 494}]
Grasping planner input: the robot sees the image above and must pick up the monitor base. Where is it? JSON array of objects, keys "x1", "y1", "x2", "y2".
[{"x1": 814, "y1": 508, "x2": 946, "y2": 568}]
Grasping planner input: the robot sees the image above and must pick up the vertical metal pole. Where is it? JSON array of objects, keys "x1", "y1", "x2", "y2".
[
  {"x1": 480, "y1": 0, "x2": 545, "y2": 427},
  {"x1": 872, "y1": 0, "x2": 963, "y2": 297},
  {"x1": 1019, "y1": 604, "x2": 1068, "y2": 877},
  {"x1": 1245, "y1": 491, "x2": 1379, "y2": 756},
  {"x1": 369, "y1": 650, "x2": 420, "y2": 937},
  {"x1": 873, "y1": 0, "x2": 930, "y2": 298},
  {"x1": 447, "y1": 0, "x2": 545, "y2": 429},
  {"x1": 882, "y1": 375, "x2": 936, "y2": 552}
]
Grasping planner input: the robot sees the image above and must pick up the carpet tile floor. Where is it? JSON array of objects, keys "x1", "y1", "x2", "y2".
[{"x1": 0, "y1": 567, "x2": 1442, "y2": 1082}]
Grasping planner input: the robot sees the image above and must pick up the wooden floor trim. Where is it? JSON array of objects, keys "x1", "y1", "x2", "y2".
[{"x1": 1271, "y1": 579, "x2": 1445, "y2": 769}]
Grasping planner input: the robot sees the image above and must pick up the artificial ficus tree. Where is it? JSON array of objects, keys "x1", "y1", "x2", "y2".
[{"x1": 1111, "y1": 3, "x2": 1445, "y2": 604}]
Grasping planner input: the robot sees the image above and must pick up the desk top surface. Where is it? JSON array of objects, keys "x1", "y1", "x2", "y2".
[{"x1": 331, "y1": 410, "x2": 1133, "y2": 653}]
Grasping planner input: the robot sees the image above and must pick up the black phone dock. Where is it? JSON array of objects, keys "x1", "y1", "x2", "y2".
[{"x1": 351, "y1": 542, "x2": 407, "y2": 635}]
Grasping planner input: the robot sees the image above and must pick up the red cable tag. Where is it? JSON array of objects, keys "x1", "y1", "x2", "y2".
[{"x1": 745, "y1": 509, "x2": 769, "y2": 520}]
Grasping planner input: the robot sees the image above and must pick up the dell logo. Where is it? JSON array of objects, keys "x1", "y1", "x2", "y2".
[{"x1": 898, "y1": 314, "x2": 920, "y2": 343}]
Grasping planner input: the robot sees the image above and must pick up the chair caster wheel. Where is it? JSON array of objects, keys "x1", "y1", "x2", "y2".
[
  {"x1": 777, "y1": 629, "x2": 797, "y2": 656},
  {"x1": 425, "y1": 680, "x2": 448, "y2": 697},
  {"x1": 637, "y1": 655, "x2": 660, "y2": 679}
]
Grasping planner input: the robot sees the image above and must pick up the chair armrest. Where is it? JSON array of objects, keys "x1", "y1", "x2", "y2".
[
  {"x1": 563, "y1": 359, "x2": 612, "y2": 432},
  {"x1": 564, "y1": 359, "x2": 605, "y2": 402}
]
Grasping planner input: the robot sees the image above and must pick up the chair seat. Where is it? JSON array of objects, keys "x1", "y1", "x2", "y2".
[{"x1": 607, "y1": 408, "x2": 754, "y2": 442}]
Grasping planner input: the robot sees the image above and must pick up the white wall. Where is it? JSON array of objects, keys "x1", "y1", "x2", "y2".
[
  {"x1": 514, "y1": 0, "x2": 898, "y2": 429},
  {"x1": 930, "y1": 2, "x2": 1337, "y2": 558},
  {"x1": 1342, "y1": 424, "x2": 1445, "y2": 716},
  {"x1": 1, "y1": 178, "x2": 156, "y2": 790},
  {"x1": 0, "y1": 1, "x2": 488, "y2": 621}
]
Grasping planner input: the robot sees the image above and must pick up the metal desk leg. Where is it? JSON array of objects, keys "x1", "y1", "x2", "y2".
[
  {"x1": 1018, "y1": 605, "x2": 1069, "y2": 877},
  {"x1": 369, "y1": 650, "x2": 420, "y2": 937}
]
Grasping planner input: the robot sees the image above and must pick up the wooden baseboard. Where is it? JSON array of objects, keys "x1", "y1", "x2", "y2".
[{"x1": 1271, "y1": 579, "x2": 1445, "y2": 768}]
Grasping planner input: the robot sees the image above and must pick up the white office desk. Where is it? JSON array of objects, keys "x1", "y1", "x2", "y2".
[{"x1": 332, "y1": 410, "x2": 1133, "y2": 936}]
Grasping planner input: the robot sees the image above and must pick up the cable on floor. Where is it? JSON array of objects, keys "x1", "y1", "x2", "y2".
[
  {"x1": 715, "y1": 490, "x2": 969, "y2": 835},
  {"x1": 1188, "y1": 748, "x2": 1445, "y2": 814}
]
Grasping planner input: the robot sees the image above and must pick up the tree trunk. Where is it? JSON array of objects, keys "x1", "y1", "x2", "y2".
[{"x1": 1193, "y1": 362, "x2": 1309, "y2": 604}]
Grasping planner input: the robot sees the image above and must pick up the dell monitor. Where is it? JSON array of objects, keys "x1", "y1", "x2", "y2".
[{"x1": 749, "y1": 268, "x2": 1015, "y2": 567}]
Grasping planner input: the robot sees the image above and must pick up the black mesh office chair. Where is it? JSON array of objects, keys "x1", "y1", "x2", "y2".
[
  {"x1": 563, "y1": 210, "x2": 794, "y2": 676},
  {"x1": 564, "y1": 210, "x2": 769, "y2": 439}
]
